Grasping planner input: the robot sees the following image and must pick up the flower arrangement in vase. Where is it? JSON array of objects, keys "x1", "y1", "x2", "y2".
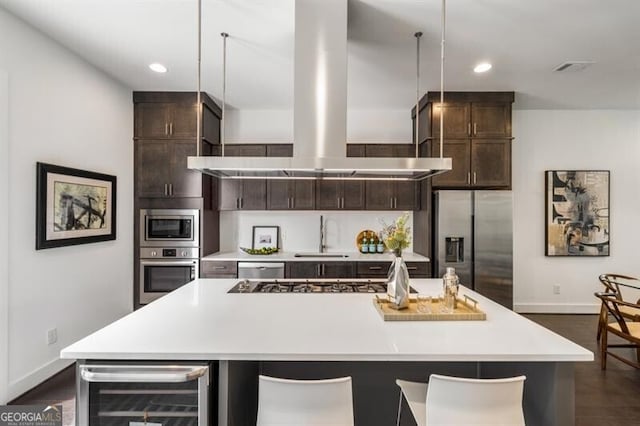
[
  {"x1": 379, "y1": 213, "x2": 412, "y2": 310},
  {"x1": 379, "y1": 212, "x2": 412, "y2": 257}
]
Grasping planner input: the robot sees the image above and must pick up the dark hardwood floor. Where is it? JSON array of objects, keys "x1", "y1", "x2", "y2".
[
  {"x1": 8, "y1": 314, "x2": 640, "y2": 425},
  {"x1": 525, "y1": 314, "x2": 640, "y2": 426}
]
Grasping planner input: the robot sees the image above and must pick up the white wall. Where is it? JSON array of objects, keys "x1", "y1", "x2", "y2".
[
  {"x1": 0, "y1": 9, "x2": 133, "y2": 401},
  {"x1": 225, "y1": 108, "x2": 411, "y2": 144},
  {"x1": 512, "y1": 110, "x2": 640, "y2": 313},
  {"x1": 0, "y1": 70, "x2": 9, "y2": 403},
  {"x1": 219, "y1": 211, "x2": 413, "y2": 253}
]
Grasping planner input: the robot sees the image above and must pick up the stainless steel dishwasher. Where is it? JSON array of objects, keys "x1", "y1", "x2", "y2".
[{"x1": 237, "y1": 262, "x2": 285, "y2": 279}]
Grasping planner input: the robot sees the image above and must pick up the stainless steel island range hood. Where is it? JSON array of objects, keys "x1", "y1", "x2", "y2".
[{"x1": 188, "y1": 0, "x2": 451, "y2": 181}]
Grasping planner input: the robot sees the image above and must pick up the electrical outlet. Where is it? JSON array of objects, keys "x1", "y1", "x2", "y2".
[
  {"x1": 47, "y1": 328, "x2": 57, "y2": 345},
  {"x1": 553, "y1": 285, "x2": 561, "y2": 295}
]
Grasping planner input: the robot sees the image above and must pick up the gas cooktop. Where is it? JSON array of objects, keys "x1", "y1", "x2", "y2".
[{"x1": 228, "y1": 279, "x2": 416, "y2": 294}]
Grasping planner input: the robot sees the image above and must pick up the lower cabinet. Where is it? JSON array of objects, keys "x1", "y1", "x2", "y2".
[
  {"x1": 356, "y1": 261, "x2": 429, "y2": 278},
  {"x1": 286, "y1": 262, "x2": 356, "y2": 279},
  {"x1": 201, "y1": 261, "x2": 238, "y2": 278}
]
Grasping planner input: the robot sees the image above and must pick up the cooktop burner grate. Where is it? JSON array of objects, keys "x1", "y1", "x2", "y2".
[{"x1": 228, "y1": 279, "x2": 416, "y2": 294}]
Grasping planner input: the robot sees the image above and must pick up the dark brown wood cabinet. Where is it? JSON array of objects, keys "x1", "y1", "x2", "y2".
[
  {"x1": 430, "y1": 138, "x2": 511, "y2": 188},
  {"x1": 134, "y1": 92, "x2": 222, "y2": 199},
  {"x1": 414, "y1": 92, "x2": 514, "y2": 189},
  {"x1": 286, "y1": 262, "x2": 356, "y2": 279},
  {"x1": 356, "y1": 261, "x2": 429, "y2": 278},
  {"x1": 316, "y1": 180, "x2": 365, "y2": 210},
  {"x1": 267, "y1": 180, "x2": 315, "y2": 210},
  {"x1": 365, "y1": 181, "x2": 417, "y2": 210},
  {"x1": 134, "y1": 92, "x2": 220, "y2": 142},
  {"x1": 135, "y1": 139, "x2": 204, "y2": 198},
  {"x1": 201, "y1": 261, "x2": 237, "y2": 278},
  {"x1": 218, "y1": 144, "x2": 267, "y2": 210}
]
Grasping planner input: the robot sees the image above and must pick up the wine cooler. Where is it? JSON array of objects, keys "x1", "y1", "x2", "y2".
[{"x1": 77, "y1": 362, "x2": 215, "y2": 426}]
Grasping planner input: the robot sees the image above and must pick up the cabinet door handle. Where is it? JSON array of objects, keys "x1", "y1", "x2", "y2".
[
  {"x1": 473, "y1": 172, "x2": 477, "y2": 184},
  {"x1": 290, "y1": 197, "x2": 294, "y2": 209},
  {"x1": 169, "y1": 122, "x2": 174, "y2": 135},
  {"x1": 240, "y1": 197, "x2": 244, "y2": 209},
  {"x1": 317, "y1": 264, "x2": 321, "y2": 276},
  {"x1": 165, "y1": 123, "x2": 169, "y2": 136},
  {"x1": 236, "y1": 198, "x2": 240, "y2": 209},
  {"x1": 407, "y1": 266, "x2": 418, "y2": 271},
  {"x1": 212, "y1": 266, "x2": 227, "y2": 270},
  {"x1": 467, "y1": 173, "x2": 471, "y2": 185},
  {"x1": 390, "y1": 198, "x2": 394, "y2": 209},
  {"x1": 169, "y1": 183, "x2": 173, "y2": 196},
  {"x1": 322, "y1": 264, "x2": 325, "y2": 275},
  {"x1": 468, "y1": 122, "x2": 471, "y2": 136},
  {"x1": 164, "y1": 183, "x2": 168, "y2": 196},
  {"x1": 369, "y1": 266, "x2": 382, "y2": 270},
  {"x1": 473, "y1": 122, "x2": 477, "y2": 135}
]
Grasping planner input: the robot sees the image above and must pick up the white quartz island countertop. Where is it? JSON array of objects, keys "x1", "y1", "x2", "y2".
[{"x1": 61, "y1": 279, "x2": 592, "y2": 362}]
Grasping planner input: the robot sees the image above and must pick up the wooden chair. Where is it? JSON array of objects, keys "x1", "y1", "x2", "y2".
[
  {"x1": 597, "y1": 274, "x2": 640, "y2": 342},
  {"x1": 595, "y1": 292, "x2": 640, "y2": 370}
]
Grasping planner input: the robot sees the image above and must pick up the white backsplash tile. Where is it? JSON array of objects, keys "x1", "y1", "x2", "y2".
[{"x1": 218, "y1": 211, "x2": 414, "y2": 253}]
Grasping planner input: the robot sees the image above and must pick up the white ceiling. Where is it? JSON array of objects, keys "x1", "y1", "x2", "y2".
[{"x1": 1, "y1": 0, "x2": 639, "y2": 110}]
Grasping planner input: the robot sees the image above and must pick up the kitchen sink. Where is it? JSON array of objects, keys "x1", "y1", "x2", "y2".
[{"x1": 294, "y1": 253, "x2": 350, "y2": 258}]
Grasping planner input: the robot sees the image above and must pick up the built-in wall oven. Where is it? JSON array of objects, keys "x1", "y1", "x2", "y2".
[
  {"x1": 140, "y1": 248, "x2": 199, "y2": 304},
  {"x1": 139, "y1": 209, "x2": 200, "y2": 305},
  {"x1": 77, "y1": 362, "x2": 215, "y2": 426},
  {"x1": 140, "y1": 209, "x2": 200, "y2": 247}
]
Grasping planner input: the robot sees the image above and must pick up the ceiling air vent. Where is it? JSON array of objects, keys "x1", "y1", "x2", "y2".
[{"x1": 553, "y1": 61, "x2": 595, "y2": 72}]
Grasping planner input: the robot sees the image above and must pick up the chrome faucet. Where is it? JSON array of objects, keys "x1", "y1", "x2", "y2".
[{"x1": 319, "y1": 215, "x2": 325, "y2": 253}]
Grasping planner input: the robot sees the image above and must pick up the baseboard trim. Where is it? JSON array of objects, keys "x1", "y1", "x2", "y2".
[
  {"x1": 514, "y1": 303, "x2": 600, "y2": 314},
  {"x1": 7, "y1": 358, "x2": 74, "y2": 403}
]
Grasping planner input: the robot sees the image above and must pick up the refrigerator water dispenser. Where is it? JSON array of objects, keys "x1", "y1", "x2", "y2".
[{"x1": 445, "y1": 237, "x2": 464, "y2": 263}]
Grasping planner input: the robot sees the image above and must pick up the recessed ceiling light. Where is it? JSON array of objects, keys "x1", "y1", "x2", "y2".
[
  {"x1": 149, "y1": 63, "x2": 167, "y2": 73},
  {"x1": 473, "y1": 63, "x2": 492, "y2": 73}
]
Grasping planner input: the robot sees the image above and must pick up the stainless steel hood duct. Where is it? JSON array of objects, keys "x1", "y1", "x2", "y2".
[{"x1": 188, "y1": 0, "x2": 451, "y2": 181}]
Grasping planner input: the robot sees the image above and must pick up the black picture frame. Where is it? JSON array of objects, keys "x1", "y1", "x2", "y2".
[
  {"x1": 36, "y1": 162, "x2": 117, "y2": 250},
  {"x1": 545, "y1": 170, "x2": 610, "y2": 257},
  {"x1": 252, "y1": 226, "x2": 280, "y2": 250}
]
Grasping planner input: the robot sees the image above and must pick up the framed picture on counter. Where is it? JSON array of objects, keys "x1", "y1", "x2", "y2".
[
  {"x1": 36, "y1": 162, "x2": 117, "y2": 250},
  {"x1": 545, "y1": 170, "x2": 609, "y2": 257},
  {"x1": 252, "y1": 226, "x2": 279, "y2": 250}
]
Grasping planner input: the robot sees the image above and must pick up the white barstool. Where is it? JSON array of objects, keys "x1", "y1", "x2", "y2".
[
  {"x1": 257, "y1": 375, "x2": 354, "y2": 426},
  {"x1": 396, "y1": 374, "x2": 526, "y2": 426}
]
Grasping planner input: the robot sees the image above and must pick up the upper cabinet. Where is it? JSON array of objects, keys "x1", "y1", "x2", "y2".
[
  {"x1": 134, "y1": 92, "x2": 221, "y2": 142},
  {"x1": 414, "y1": 92, "x2": 514, "y2": 189},
  {"x1": 133, "y1": 92, "x2": 222, "y2": 199}
]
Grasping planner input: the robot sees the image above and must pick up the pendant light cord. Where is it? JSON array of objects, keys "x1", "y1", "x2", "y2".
[
  {"x1": 414, "y1": 32, "x2": 422, "y2": 159},
  {"x1": 439, "y1": 0, "x2": 446, "y2": 159},
  {"x1": 221, "y1": 32, "x2": 229, "y2": 156},
  {"x1": 196, "y1": 0, "x2": 202, "y2": 156}
]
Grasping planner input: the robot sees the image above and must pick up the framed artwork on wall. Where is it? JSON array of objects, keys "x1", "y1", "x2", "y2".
[
  {"x1": 252, "y1": 226, "x2": 279, "y2": 250},
  {"x1": 36, "y1": 162, "x2": 117, "y2": 250},
  {"x1": 545, "y1": 170, "x2": 609, "y2": 256}
]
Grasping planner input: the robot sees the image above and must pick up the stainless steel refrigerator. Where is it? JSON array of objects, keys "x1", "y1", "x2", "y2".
[{"x1": 433, "y1": 190, "x2": 513, "y2": 309}]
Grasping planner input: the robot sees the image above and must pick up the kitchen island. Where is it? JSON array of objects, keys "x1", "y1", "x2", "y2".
[{"x1": 61, "y1": 279, "x2": 592, "y2": 425}]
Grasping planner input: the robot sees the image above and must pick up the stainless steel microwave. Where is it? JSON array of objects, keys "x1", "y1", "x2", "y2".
[{"x1": 140, "y1": 209, "x2": 200, "y2": 247}]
